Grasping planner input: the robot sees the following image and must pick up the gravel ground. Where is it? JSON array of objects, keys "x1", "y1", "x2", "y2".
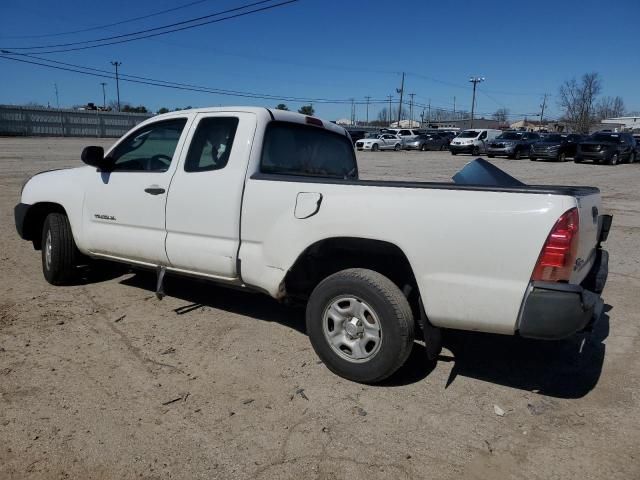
[{"x1": 1, "y1": 137, "x2": 639, "y2": 479}]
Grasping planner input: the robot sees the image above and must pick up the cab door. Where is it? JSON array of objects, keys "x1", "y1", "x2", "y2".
[
  {"x1": 164, "y1": 112, "x2": 257, "y2": 279},
  {"x1": 83, "y1": 116, "x2": 191, "y2": 265}
]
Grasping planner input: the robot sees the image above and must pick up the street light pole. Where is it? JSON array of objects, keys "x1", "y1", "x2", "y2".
[
  {"x1": 110, "y1": 61, "x2": 122, "y2": 111},
  {"x1": 396, "y1": 72, "x2": 405, "y2": 127},
  {"x1": 387, "y1": 95, "x2": 392, "y2": 126},
  {"x1": 364, "y1": 96, "x2": 371, "y2": 126},
  {"x1": 469, "y1": 76, "x2": 485, "y2": 129},
  {"x1": 100, "y1": 82, "x2": 107, "y2": 110}
]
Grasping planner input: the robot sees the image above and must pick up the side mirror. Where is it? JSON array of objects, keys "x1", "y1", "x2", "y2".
[{"x1": 81, "y1": 146, "x2": 110, "y2": 170}]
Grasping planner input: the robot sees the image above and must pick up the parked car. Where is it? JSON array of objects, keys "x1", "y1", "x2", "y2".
[
  {"x1": 355, "y1": 133, "x2": 402, "y2": 151},
  {"x1": 15, "y1": 107, "x2": 612, "y2": 384},
  {"x1": 404, "y1": 133, "x2": 448, "y2": 151},
  {"x1": 437, "y1": 131, "x2": 457, "y2": 145},
  {"x1": 575, "y1": 132, "x2": 637, "y2": 165},
  {"x1": 530, "y1": 134, "x2": 583, "y2": 162},
  {"x1": 486, "y1": 131, "x2": 541, "y2": 159},
  {"x1": 450, "y1": 129, "x2": 502, "y2": 155},
  {"x1": 385, "y1": 128, "x2": 420, "y2": 144}
]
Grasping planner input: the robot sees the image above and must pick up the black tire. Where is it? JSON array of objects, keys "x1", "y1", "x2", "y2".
[
  {"x1": 450, "y1": 150, "x2": 457, "y2": 155},
  {"x1": 394, "y1": 144, "x2": 401, "y2": 151},
  {"x1": 513, "y1": 149, "x2": 522, "y2": 160},
  {"x1": 472, "y1": 146, "x2": 480, "y2": 156},
  {"x1": 574, "y1": 157, "x2": 583, "y2": 163},
  {"x1": 631, "y1": 152, "x2": 637, "y2": 164},
  {"x1": 558, "y1": 151, "x2": 567, "y2": 162},
  {"x1": 372, "y1": 144, "x2": 379, "y2": 152},
  {"x1": 41, "y1": 213, "x2": 79, "y2": 285},
  {"x1": 530, "y1": 156, "x2": 537, "y2": 161},
  {"x1": 420, "y1": 144, "x2": 427, "y2": 151},
  {"x1": 609, "y1": 153, "x2": 619, "y2": 166},
  {"x1": 306, "y1": 268, "x2": 415, "y2": 384},
  {"x1": 487, "y1": 154, "x2": 495, "y2": 158}
]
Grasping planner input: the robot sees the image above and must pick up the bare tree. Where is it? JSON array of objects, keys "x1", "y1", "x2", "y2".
[
  {"x1": 492, "y1": 108, "x2": 509, "y2": 123},
  {"x1": 557, "y1": 72, "x2": 602, "y2": 133},
  {"x1": 596, "y1": 96, "x2": 625, "y2": 120}
]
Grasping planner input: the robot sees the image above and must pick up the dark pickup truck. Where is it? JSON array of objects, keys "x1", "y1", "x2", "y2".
[
  {"x1": 530, "y1": 133, "x2": 583, "y2": 162},
  {"x1": 486, "y1": 131, "x2": 541, "y2": 159},
  {"x1": 575, "y1": 132, "x2": 637, "y2": 165}
]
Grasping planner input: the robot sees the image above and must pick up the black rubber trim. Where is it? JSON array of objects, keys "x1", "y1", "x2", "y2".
[
  {"x1": 265, "y1": 108, "x2": 275, "y2": 121},
  {"x1": 249, "y1": 172, "x2": 600, "y2": 196},
  {"x1": 14, "y1": 203, "x2": 30, "y2": 239},
  {"x1": 599, "y1": 215, "x2": 612, "y2": 243}
]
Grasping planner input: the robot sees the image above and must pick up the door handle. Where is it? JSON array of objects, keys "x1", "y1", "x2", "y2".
[{"x1": 144, "y1": 187, "x2": 166, "y2": 195}]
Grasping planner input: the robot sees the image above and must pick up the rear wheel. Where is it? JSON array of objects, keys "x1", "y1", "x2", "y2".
[
  {"x1": 574, "y1": 157, "x2": 583, "y2": 163},
  {"x1": 420, "y1": 144, "x2": 427, "y2": 151},
  {"x1": 41, "y1": 213, "x2": 79, "y2": 285},
  {"x1": 306, "y1": 268, "x2": 415, "y2": 383},
  {"x1": 487, "y1": 154, "x2": 495, "y2": 158},
  {"x1": 451, "y1": 150, "x2": 457, "y2": 155},
  {"x1": 394, "y1": 144, "x2": 401, "y2": 151},
  {"x1": 530, "y1": 156, "x2": 537, "y2": 161},
  {"x1": 557, "y1": 151, "x2": 567, "y2": 162},
  {"x1": 631, "y1": 152, "x2": 637, "y2": 163},
  {"x1": 372, "y1": 143, "x2": 379, "y2": 152}
]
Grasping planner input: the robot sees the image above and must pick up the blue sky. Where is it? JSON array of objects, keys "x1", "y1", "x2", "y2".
[{"x1": 1, "y1": 0, "x2": 638, "y2": 121}]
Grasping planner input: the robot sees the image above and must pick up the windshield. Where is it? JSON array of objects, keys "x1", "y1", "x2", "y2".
[
  {"x1": 496, "y1": 132, "x2": 523, "y2": 140},
  {"x1": 543, "y1": 134, "x2": 565, "y2": 142},
  {"x1": 591, "y1": 133, "x2": 619, "y2": 142},
  {"x1": 458, "y1": 130, "x2": 479, "y2": 138}
]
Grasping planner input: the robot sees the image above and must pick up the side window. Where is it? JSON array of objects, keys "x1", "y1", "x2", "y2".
[
  {"x1": 184, "y1": 117, "x2": 239, "y2": 172},
  {"x1": 261, "y1": 122, "x2": 357, "y2": 178},
  {"x1": 479, "y1": 131, "x2": 487, "y2": 140},
  {"x1": 400, "y1": 130, "x2": 410, "y2": 136},
  {"x1": 110, "y1": 119, "x2": 187, "y2": 172}
]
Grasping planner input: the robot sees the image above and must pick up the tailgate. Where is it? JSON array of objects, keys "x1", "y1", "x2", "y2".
[{"x1": 571, "y1": 192, "x2": 602, "y2": 284}]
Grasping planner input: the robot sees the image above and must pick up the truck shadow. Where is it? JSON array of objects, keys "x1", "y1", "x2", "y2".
[
  {"x1": 119, "y1": 271, "x2": 608, "y2": 397},
  {"x1": 432, "y1": 307, "x2": 609, "y2": 398}
]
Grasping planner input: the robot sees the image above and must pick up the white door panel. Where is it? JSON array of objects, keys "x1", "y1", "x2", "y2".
[
  {"x1": 84, "y1": 116, "x2": 192, "y2": 264},
  {"x1": 164, "y1": 112, "x2": 257, "y2": 277}
]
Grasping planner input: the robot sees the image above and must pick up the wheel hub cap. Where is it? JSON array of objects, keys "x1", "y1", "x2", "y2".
[{"x1": 322, "y1": 296, "x2": 382, "y2": 363}]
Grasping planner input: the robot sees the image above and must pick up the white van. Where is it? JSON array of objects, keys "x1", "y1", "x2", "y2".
[{"x1": 450, "y1": 129, "x2": 502, "y2": 155}]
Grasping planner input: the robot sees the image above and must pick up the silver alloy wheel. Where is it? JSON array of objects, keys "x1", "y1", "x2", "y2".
[
  {"x1": 322, "y1": 296, "x2": 383, "y2": 363},
  {"x1": 45, "y1": 229, "x2": 52, "y2": 270}
]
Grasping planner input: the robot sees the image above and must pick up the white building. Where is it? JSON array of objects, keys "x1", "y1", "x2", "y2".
[{"x1": 601, "y1": 116, "x2": 640, "y2": 131}]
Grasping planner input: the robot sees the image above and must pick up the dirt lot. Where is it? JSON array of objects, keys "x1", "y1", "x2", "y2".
[{"x1": 1, "y1": 137, "x2": 639, "y2": 480}]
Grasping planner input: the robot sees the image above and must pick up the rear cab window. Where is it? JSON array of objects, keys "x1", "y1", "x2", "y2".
[{"x1": 260, "y1": 121, "x2": 358, "y2": 179}]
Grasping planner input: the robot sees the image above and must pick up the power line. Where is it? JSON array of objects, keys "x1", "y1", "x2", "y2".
[
  {"x1": 0, "y1": 0, "x2": 214, "y2": 40},
  {"x1": 0, "y1": 0, "x2": 299, "y2": 55},
  {"x1": 0, "y1": 53, "x2": 391, "y2": 105}
]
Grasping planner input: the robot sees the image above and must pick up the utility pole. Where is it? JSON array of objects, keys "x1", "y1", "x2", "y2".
[
  {"x1": 54, "y1": 83, "x2": 59, "y2": 109},
  {"x1": 539, "y1": 93, "x2": 548, "y2": 127},
  {"x1": 364, "y1": 96, "x2": 371, "y2": 126},
  {"x1": 100, "y1": 82, "x2": 107, "y2": 110},
  {"x1": 396, "y1": 72, "x2": 405, "y2": 127},
  {"x1": 428, "y1": 99, "x2": 431, "y2": 124},
  {"x1": 387, "y1": 95, "x2": 392, "y2": 126},
  {"x1": 453, "y1": 96, "x2": 456, "y2": 118},
  {"x1": 110, "y1": 61, "x2": 122, "y2": 112},
  {"x1": 469, "y1": 76, "x2": 485, "y2": 128},
  {"x1": 408, "y1": 93, "x2": 415, "y2": 128}
]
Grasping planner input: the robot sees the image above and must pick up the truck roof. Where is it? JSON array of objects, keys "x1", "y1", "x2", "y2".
[{"x1": 154, "y1": 106, "x2": 349, "y2": 137}]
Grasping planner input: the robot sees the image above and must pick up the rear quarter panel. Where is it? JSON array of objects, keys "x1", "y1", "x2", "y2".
[{"x1": 240, "y1": 178, "x2": 576, "y2": 335}]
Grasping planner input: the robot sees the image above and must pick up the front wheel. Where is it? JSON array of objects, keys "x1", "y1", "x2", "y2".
[
  {"x1": 41, "y1": 213, "x2": 79, "y2": 285},
  {"x1": 558, "y1": 151, "x2": 567, "y2": 162},
  {"x1": 513, "y1": 149, "x2": 522, "y2": 160},
  {"x1": 371, "y1": 143, "x2": 379, "y2": 152},
  {"x1": 306, "y1": 268, "x2": 415, "y2": 383},
  {"x1": 530, "y1": 156, "x2": 537, "y2": 161},
  {"x1": 394, "y1": 144, "x2": 401, "y2": 151},
  {"x1": 420, "y1": 144, "x2": 427, "y2": 151},
  {"x1": 472, "y1": 146, "x2": 480, "y2": 156},
  {"x1": 450, "y1": 150, "x2": 457, "y2": 155},
  {"x1": 631, "y1": 152, "x2": 637, "y2": 163},
  {"x1": 609, "y1": 153, "x2": 619, "y2": 165}
]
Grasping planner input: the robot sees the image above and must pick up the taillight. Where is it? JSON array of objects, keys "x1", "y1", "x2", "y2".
[{"x1": 531, "y1": 208, "x2": 579, "y2": 282}]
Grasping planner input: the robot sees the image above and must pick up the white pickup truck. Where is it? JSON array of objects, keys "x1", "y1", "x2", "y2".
[{"x1": 15, "y1": 107, "x2": 612, "y2": 383}]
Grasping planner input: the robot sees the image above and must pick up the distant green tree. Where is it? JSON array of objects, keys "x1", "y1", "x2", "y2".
[
  {"x1": 157, "y1": 107, "x2": 170, "y2": 114},
  {"x1": 298, "y1": 105, "x2": 314, "y2": 116},
  {"x1": 122, "y1": 104, "x2": 148, "y2": 113},
  {"x1": 275, "y1": 103, "x2": 289, "y2": 111}
]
